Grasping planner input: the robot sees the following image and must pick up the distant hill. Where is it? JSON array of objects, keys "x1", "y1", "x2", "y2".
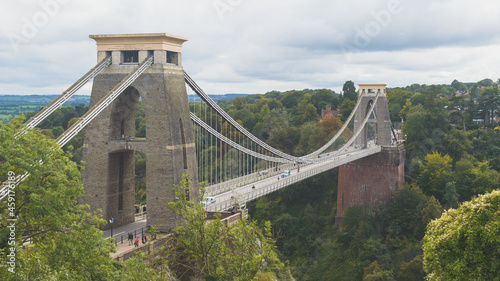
[
  {"x1": 0, "y1": 95, "x2": 91, "y2": 123},
  {"x1": 0, "y1": 95, "x2": 91, "y2": 107},
  {"x1": 0, "y1": 94, "x2": 248, "y2": 123}
]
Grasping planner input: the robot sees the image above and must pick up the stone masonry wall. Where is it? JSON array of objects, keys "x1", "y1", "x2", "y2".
[
  {"x1": 336, "y1": 145, "x2": 405, "y2": 229},
  {"x1": 81, "y1": 64, "x2": 198, "y2": 232}
]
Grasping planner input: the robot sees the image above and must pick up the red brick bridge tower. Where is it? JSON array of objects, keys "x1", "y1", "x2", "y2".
[{"x1": 336, "y1": 84, "x2": 405, "y2": 229}]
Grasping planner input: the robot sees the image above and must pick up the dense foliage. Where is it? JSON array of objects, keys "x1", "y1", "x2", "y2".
[
  {"x1": 2, "y1": 77, "x2": 499, "y2": 280},
  {"x1": 164, "y1": 175, "x2": 293, "y2": 280},
  {"x1": 240, "y1": 79, "x2": 500, "y2": 280},
  {"x1": 0, "y1": 116, "x2": 119, "y2": 279},
  {"x1": 0, "y1": 116, "x2": 290, "y2": 280},
  {"x1": 216, "y1": 88, "x2": 344, "y2": 156},
  {"x1": 423, "y1": 190, "x2": 500, "y2": 280},
  {"x1": 248, "y1": 173, "x2": 441, "y2": 280}
]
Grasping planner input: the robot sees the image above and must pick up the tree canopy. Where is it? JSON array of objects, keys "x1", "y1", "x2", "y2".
[
  {"x1": 342, "y1": 80, "x2": 357, "y2": 101},
  {"x1": 0, "y1": 116, "x2": 119, "y2": 280},
  {"x1": 165, "y1": 174, "x2": 293, "y2": 280},
  {"x1": 423, "y1": 190, "x2": 500, "y2": 280}
]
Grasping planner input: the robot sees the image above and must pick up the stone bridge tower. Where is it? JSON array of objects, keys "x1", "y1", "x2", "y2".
[
  {"x1": 336, "y1": 84, "x2": 405, "y2": 229},
  {"x1": 353, "y1": 84, "x2": 392, "y2": 148},
  {"x1": 80, "y1": 33, "x2": 198, "y2": 232}
]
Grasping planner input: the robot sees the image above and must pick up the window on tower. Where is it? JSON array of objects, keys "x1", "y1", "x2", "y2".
[
  {"x1": 167, "y1": 51, "x2": 179, "y2": 65},
  {"x1": 122, "y1": 51, "x2": 139, "y2": 63}
]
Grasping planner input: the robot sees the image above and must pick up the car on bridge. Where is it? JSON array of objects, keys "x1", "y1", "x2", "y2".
[
  {"x1": 201, "y1": 197, "x2": 216, "y2": 206},
  {"x1": 281, "y1": 170, "x2": 291, "y2": 178}
]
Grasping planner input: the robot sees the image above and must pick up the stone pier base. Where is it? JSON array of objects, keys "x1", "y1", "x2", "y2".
[{"x1": 336, "y1": 144, "x2": 405, "y2": 230}]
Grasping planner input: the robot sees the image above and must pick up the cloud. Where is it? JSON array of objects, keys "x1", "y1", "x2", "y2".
[{"x1": 1, "y1": 0, "x2": 500, "y2": 95}]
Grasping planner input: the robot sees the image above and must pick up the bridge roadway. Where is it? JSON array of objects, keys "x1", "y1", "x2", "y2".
[
  {"x1": 102, "y1": 145, "x2": 381, "y2": 238},
  {"x1": 205, "y1": 145, "x2": 382, "y2": 212}
]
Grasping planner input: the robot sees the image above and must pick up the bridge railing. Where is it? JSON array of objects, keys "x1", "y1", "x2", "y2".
[
  {"x1": 105, "y1": 225, "x2": 151, "y2": 246},
  {"x1": 209, "y1": 146, "x2": 382, "y2": 211},
  {"x1": 204, "y1": 162, "x2": 298, "y2": 196}
]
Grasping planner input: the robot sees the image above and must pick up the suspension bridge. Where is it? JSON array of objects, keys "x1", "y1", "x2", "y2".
[{"x1": 1, "y1": 33, "x2": 405, "y2": 232}]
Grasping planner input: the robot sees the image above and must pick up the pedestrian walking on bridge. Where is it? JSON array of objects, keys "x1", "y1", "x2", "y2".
[{"x1": 128, "y1": 232, "x2": 133, "y2": 246}]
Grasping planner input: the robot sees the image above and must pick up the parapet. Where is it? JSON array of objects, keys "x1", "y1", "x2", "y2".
[
  {"x1": 89, "y1": 33, "x2": 189, "y2": 66},
  {"x1": 358, "y1": 83, "x2": 387, "y2": 96}
]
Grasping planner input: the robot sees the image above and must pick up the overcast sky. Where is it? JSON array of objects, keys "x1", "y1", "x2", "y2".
[{"x1": 1, "y1": 0, "x2": 499, "y2": 96}]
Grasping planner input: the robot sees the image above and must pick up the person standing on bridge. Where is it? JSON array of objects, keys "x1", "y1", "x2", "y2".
[{"x1": 128, "y1": 232, "x2": 133, "y2": 246}]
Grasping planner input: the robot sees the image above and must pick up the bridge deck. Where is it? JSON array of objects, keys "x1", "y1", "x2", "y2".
[{"x1": 205, "y1": 145, "x2": 382, "y2": 211}]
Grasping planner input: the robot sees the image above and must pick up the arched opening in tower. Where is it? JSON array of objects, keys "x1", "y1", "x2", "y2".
[
  {"x1": 108, "y1": 150, "x2": 135, "y2": 222},
  {"x1": 135, "y1": 98, "x2": 146, "y2": 139},
  {"x1": 107, "y1": 86, "x2": 147, "y2": 224},
  {"x1": 109, "y1": 86, "x2": 142, "y2": 140},
  {"x1": 135, "y1": 151, "x2": 147, "y2": 213}
]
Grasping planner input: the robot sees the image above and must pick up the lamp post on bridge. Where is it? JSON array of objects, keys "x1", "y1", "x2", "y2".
[{"x1": 109, "y1": 217, "x2": 114, "y2": 239}]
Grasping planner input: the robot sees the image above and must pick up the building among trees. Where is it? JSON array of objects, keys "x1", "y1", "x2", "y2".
[{"x1": 321, "y1": 105, "x2": 341, "y2": 120}]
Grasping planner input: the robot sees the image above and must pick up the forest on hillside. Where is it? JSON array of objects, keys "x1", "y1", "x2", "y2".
[
  {"x1": 3, "y1": 77, "x2": 500, "y2": 280},
  {"x1": 240, "y1": 79, "x2": 500, "y2": 280}
]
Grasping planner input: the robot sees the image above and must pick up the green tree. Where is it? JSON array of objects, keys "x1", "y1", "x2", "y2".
[
  {"x1": 40, "y1": 128, "x2": 55, "y2": 139},
  {"x1": 300, "y1": 104, "x2": 319, "y2": 124},
  {"x1": 67, "y1": 117, "x2": 79, "y2": 129},
  {"x1": 135, "y1": 152, "x2": 147, "y2": 204},
  {"x1": 311, "y1": 89, "x2": 339, "y2": 115},
  {"x1": 233, "y1": 96, "x2": 246, "y2": 110},
  {"x1": 454, "y1": 157, "x2": 500, "y2": 201},
  {"x1": 420, "y1": 196, "x2": 442, "y2": 227},
  {"x1": 442, "y1": 182, "x2": 459, "y2": 209},
  {"x1": 388, "y1": 183, "x2": 433, "y2": 239},
  {"x1": 339, "y1": 98, "x2": 356, "y2": 122},
  {"x1": 267, "y1": 126, "x2": 300, "y2": 155},
  {"x1": 0, "y1": 116, "x2": 121, "y2": 279},
  {"x1": 280, "y1": 90, "x2": 305, "y2": 109},
  {"x1": 387, "y1": 88, "x2": 412, "y2": 122},
  {"x1": 423, "y1": 190, "x2": 500, "y2": 280},
  {"x1": 443, "y1": 129, "x2": 472, "y2": 160},
  {"x1": 51, "y1": 126, "x2": 64, "y2": 138},
  {"x1": 294, "y1": 122, "x2": 321, "y2": 155},
  {"x1": 478, "y1": 86, "x2": 500, "y2": 126},
  {"x1": 403, "y1": 95, "x2": 449, "y2": 163},
  {"x1": 397, "y1": 255, "x2": 425, "y2": 281},
  {"x1": 450, "y1": 79, "x2": 468, "y2": 93},
  {"x1": 342, "y1": 80, "x2": 357, "y2": 101},
  {"x1": 449, "y1": 95, "x2": 472, "y2": 131},
  {"x1": 417, "y1": 152, "x2": 453, "y2": 201},
  {"x1": 63, "y1": 111, "x2": 78, "y2": 130},
  {"x1": 74, "y1": 103, "x2": 88, "y2": 116},
  {"x1": 363, "y1": 260, "x2": 395, "y2": 281},
  {"x1": 165, "y1": 175, "x2": 293, "y2": 280}
]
